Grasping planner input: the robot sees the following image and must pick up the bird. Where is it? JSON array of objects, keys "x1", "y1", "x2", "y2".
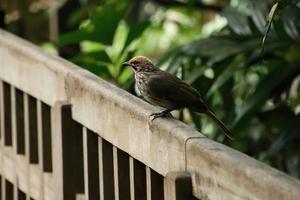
[{"x1": 122, "y1": 56, "x2": 233, "y2": 140}]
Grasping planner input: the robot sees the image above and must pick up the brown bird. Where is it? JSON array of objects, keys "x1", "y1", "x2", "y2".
[{"x1": 122, "y1": 56, "x2": 233, "y2": 140}]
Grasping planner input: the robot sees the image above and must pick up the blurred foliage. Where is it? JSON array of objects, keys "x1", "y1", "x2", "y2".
[{"x1": 56, "y1": 0, "x2": 300, "y2": 178}]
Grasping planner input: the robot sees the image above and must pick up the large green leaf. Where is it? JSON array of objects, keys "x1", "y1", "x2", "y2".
[
  {"x1": 266, "y1": 115, "x2": 300, "y2": 156},
  {"x1": 206, "y1": 57, "x2": 243, "y2": 97},
  {"x1": 58, "y1": 1, "x2": 127, "y2": 47},
  {"x1": 233, "y1": 62, "x2": 300, "y2": 131},
  {"x1": 281, "y1": 6, "x2": 300, "y2": 41},
  {"x1": 124, "y1": 21, "x2": 150, "y2": 49},
  {"x1": 249, "y1": 0, "x2": 268, "y2": 34},
  {"x1": 90, "y1": 2, "x2": 127, "y2": 45},
  {"x1": 221, "y1": 7, "x2": 252, "y2": 36},
  {"x1": 58, "y1": 30, "x2": 89, "y2": 47},
  {"x1": 180, "y1": 37, "x2": 260, "y2": 64}
]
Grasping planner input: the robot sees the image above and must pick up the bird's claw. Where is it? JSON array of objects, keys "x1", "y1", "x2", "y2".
[{"x1": 150, "y1": 111, "x2": 172, "y2": 121}]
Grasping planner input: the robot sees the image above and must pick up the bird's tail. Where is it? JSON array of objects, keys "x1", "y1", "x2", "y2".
[{"x1": 206, "y1": 110, "x2": 234, "y2": 140}]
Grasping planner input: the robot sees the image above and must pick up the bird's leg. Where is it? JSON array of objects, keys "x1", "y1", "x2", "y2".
[{"x1": 150, "y1": 109, "x2": 173, "y2": 121}]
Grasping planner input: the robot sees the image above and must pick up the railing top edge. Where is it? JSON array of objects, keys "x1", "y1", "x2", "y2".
[
  {"x1": 188, "y1": 139, "x2": 300, "y2": 199},
  {"x1": 0, "y1": 29, "x2": 76, "y2": 75}
]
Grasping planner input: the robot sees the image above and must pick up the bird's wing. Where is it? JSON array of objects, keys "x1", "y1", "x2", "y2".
[{"x1": 147, "y1": 70, "x2": 201, "y2": 107}]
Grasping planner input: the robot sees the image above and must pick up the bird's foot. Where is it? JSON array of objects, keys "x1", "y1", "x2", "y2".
[{"x1": 150, "y1": 110, "x2": 172, "y2": 121}]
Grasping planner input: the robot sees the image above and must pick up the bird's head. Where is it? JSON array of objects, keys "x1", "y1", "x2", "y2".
[{"x1": 122, "y1": 56, "x2": 156, "y2": 72}]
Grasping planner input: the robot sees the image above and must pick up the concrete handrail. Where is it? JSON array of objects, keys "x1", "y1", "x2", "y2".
[{"x1": 0, "y1": 29, "x2": 300, "y2": 199}]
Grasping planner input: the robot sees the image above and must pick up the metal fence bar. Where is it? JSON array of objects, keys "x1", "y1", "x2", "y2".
[
  {"x1": 51, "y1": 102, "x2": 66, "y2": 200},
  {"x1": 10, "y1": 86, "x2": 18, "y2": 200},
  {"x1": 98, "y1": 137, "x2": 104, "y2": 200},
  {"x1": 113, "y1": 146, "x2": 119, "y2": 200},
  {"x1": 129, "y1": 157, "x2": 135, "y2": 200},
  {"x1": 83, "y1": 127, "x2": 100, "y2": 200},
  {"x1": 146, "y1": 166, "x2": 151, "y2": 200},
  {"x1": 37, "y1": 100, "x2": 45, "y2": 200}
]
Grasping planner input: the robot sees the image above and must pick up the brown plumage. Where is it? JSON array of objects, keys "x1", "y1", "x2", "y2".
[{"x1": 122, "y1": 56, "x2": 233, "y2": 139}]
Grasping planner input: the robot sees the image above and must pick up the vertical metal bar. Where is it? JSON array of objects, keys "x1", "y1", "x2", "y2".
[
  {"x1": 1, "y1": 176, "x2": 4, "y2": 200},
  {"x1": 10, "y1": 86, "x2": 18, "y2": 200},
  {"x1": 0, "y1": 82, "x2": 3, "y2": 191},
  {"x1": 113, "y1": 146, "x2": 119, "y2": 200},
  {"x1": 146, "y1": 166, "x2": 151, "y2": 200},
  {"x1": 23, "y1": 94, "x2": 30, "y2": 198},
  {"x1": 83, "y1": 127, "x2": 89, "y2": 200},
  {"x1": 0, "y1": 80, "x2": 3, "y2": 141},
  {"x1": 10, "y1": 86, "x2": 16, "y2": 152},
  {"x1": 98, "y1": 137, "x2": 104, "y2": 200},
  {"x1": 129, "y1": 157, "x2": 135, "y2": 200},
  {"x1": 37, "y1": 100, "x2": 44, "y2": 200},
  {"x1": 51, "y1": 102, "x2": 65, "y2": 200}
]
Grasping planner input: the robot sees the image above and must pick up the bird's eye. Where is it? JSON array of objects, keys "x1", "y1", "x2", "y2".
[{"x1": 131, "y1": 61, "x2": 139, "y2": 65}]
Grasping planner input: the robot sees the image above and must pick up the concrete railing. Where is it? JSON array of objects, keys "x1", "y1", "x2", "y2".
[{"x1": 0, "y1": 29, "x2": 299, "y2": 200}]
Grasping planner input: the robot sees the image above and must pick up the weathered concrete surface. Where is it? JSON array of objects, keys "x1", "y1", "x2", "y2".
[
  {"x1": 0, "y1": 29, "x2": 300, "y2": 200},
  {"x1": 186, "y1": 139, "x2": 300, "y2": 200},
  {"x1": 0, "y1": 30, "x2": 74, "y2": 106}
]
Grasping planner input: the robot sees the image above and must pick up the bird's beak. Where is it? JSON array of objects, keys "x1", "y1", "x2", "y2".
[{"x1": 122, "y1": 62, "x2": 133, "y2": 67}]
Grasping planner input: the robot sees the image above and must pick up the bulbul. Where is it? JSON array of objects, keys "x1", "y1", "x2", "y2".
[{"x1": 122, "y1": 56, "x2": 233, "y2": 140}]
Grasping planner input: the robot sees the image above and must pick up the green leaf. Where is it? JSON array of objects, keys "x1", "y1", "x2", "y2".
[
  {"x1": 266, "y1": 115, "x2": 300, "y2": 156},
  {"x1": 181, "y1": 37, "x2": 260, "y2": 64},
  {"x1": 249, "y1": 0, "x2": 268, "y2": 34},
  {"x1": 233, "y1": 62, "x2": 300, "y2": 131},
  {"x1": 281, "y1": 6, "x2": 300, "y2": 41},
  {"x1": 58, "y1": 30, "x2": 89, "y2": 47},
  {"x1": 221, "y1": 7, "x2": 251, "y2": 36},
  {"x1": 70, "y1": 50, "x2": 111, "y2": 76},
  {"x1": 89, "y1": 2, "x2": 127, "y2": 45},
  {"x1": 261, "y1": 2, "x2": 278, "y2": 53},
  {"x1": 124, "y1": 21, "x2": 150, "y2": 49},
  {"x1": 206, "y1": 57, "x2": 242, "y2": 97},
  {"x1": 72, "y1": 50, "x2": 111, "y2": 63}
]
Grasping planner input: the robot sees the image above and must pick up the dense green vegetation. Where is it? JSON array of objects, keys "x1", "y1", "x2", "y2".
[{"x1": 55, "y1": 0, "x2": 300, "y2": 178}]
